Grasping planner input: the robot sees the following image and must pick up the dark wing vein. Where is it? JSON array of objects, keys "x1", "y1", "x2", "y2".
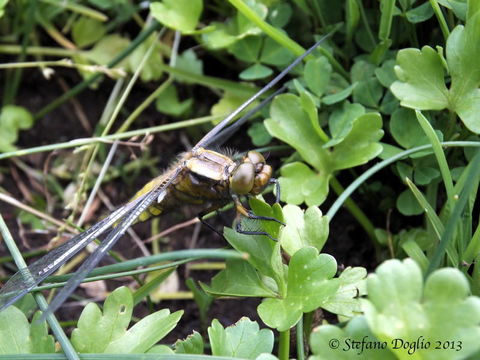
[
  {"x1": 0, "y1": 191, "x2": 148, "y2": 311},
  {"x1": 39, "y1": 167, "x2": 183, "y2": 317}
]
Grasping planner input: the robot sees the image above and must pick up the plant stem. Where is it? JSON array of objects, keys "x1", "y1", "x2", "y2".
[
  {"x1": 0, "y1": 215, "x2": 79, "y2": 360},
  {"x1": 278, "y1": 329, "x2": 291, "y2": 360},
  {"x1": 296, "y1": 316, "x2": 305, "y2": 360},
  {"x1": 429, "y1": 0, "x2": 450, "y2": 40}
]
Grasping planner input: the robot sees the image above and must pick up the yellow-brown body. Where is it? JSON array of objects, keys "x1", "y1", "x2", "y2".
[{"x1": 132, "y1": 147, "x2": 273, "y2": 222}]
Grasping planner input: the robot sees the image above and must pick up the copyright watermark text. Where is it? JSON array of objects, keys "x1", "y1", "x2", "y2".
[{"x1": 327, "y1": 336, "x2": 462, "y2": 355}]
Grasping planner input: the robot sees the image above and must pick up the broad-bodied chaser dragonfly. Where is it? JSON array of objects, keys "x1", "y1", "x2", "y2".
[{"x1": 0, "y1": 34, "x2": 330, "y2": 317}]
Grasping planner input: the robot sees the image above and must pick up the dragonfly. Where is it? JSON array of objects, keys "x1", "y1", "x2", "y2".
[{"x1": 0, "y1": 34, "x2": 330, "y2": 317}]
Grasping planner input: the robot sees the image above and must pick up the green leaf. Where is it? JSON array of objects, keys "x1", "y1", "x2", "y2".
[
  {"x1": 363, "y1": 259, "x2": 480, "y2": 359},
  {"x1": 247, "y1": 121, "x2": 272, "y2": 146},
  {"x1": 85, "y1": 34, "x2": 130, "y2": 66},
  {"x1": 438, "y1": 0, "x2": 467, "y2": 20},
  {"x1": 202, "y1": 259, "x2": 277, "y2": 297},
  {"x1": 223, "y1": 201, "x2": 285, "y2": 294},
  {"x1": 71, "y1": 286, "x2": 134, "y2": 352},
  {"x1": 175, "y1": 49, "x2": 203, "y2": 83},
  {"x1": 105, "y1": 309, "x2": 183, "y2": 353},
  {"x1": 0, "y1": 0, "x2": 7, "y2": 18},
  {"x1": 0, "y1": 306, "x2": 31, "y2": 354},
  {"x1": 265, "y1": 94, "x2": 330, "y2": 171},
  {"x1": 310, "y1": 316, "x2": 395, "y2": 359},
  {"x1": 150, "y1": 0, "x2": 203, "y2": 33},
  {"x1": 156, "y1": 84, "x2": 193, "y2": 117},
  {"x1": 240, "y1": 63, "x2": 273, "y2": 80},
  {"x1": 330, "y1": 113, "x2": 384, "y2": 170},
  {"x1": 71, "y1": 286, "x2": 182, "y2": 353},
  {"x1": 175, "y1": 331, "x2": 204, "y2": 354},
  {"x1": 304, "y1": 56, "x2": 332, "y2": 97},
  {"x1": 375, "y1": 59, "x2": 397, "y2": 87},
  {"x1": 211, "y1": 91, "x2": 250, "y2": 119},
  {"x1": 280, "y1": 205, "x2": 329, "y2": 256},
  {"x1": 405, "y1": 1, "x2": 434, "y2": 23},
  {"x1": 267, "y1": 2, "x2": 292, "y2": 28},
  {"x1": 278, "y1": 162, "x2": 330, "y2": 206},
  {"x1": 230, "y1": 36, "x2": 262, "y2": 62},
  {"x1": 322, "y1": 267, "x2": 367, "y2": 319},
  {"x1": 259, "y1": 37, "x2": 294, "y2": 66},
  {"x1": 257, "y1": 247, "x2": 339, "y2": 331},
  {"x1": 0, "y1": 105, "x2": 34, "y2": 152},
  {"x1": 325, "y1": 101, "x2": 365, "y2": 147},
  {"x1": 390, "y1": 46, "x2": 449, "y2": 110},
  {"x1": 389, "y1": 108, "x2": 427, "y2": 148},
  {"x1": 396, "y1": 189, "x2": 424, "y2": 216},
  {"x1": 208, "y1": 318, "x2": 274, "y2": 358},
  {"x1": 72, "y1": 17, "x2": 106, "y2": 48},
  {"x1": 128, "y1": 35, "x2": 164, "y2": 82},
  {"x1": 30, "y1": 312, "x2": 55, "y2": 353},
  {"x1": 323, "y1": 82, "x2": 357, "y2": 105},
  {"x1": 353, "y1": 78, "x2": 383, "y2": 108}
]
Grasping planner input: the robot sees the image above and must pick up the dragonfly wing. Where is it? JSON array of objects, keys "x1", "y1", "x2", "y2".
[
  {"x1": 0, "y1": 192, "x2": 148, "y2": 311},
  {"x1": 41, "y1": 168, "x2": 181, "y2": 317}
]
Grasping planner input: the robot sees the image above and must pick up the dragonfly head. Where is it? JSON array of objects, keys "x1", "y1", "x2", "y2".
[{"x1": 230, "y1": 151, "x2": 272, "y2": 196}]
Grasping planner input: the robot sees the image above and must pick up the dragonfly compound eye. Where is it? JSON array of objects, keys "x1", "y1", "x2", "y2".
[
  {"x1": 246, "y1": 150, "x2": 265, "y2": 166},
  {"x1": 230, "y1": 162, "x2": 255, "y2": 195}
]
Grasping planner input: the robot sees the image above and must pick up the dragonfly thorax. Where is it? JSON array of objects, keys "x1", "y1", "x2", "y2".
[{"x1": 230, "y1": 150, "x2": 272, "y2": 196}]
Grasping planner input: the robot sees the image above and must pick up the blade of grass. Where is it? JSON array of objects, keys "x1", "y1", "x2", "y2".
[
  {"x1": 326, "y1": 141, "x2": 480, "y2": 220},
  {"x1": 415, "y1": 110, "x2": 454, "y2": 201},
  {"x1": 405, "y1": 177, "x2": 445, "y2": 239},
  {"x1": 426, "y1": 150, "x2": 480, "y2": 275},
  {"x1": 401, "y1": 239, "x2": 430, "y2": 273},
  {"x1": 0, "y1": 215, "x2": 79, "y2": 360},
  {"x1": 0, "y1": 114, "x2": 223, "y2": 160}
]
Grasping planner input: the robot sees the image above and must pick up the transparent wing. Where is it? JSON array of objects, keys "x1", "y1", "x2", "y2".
[
  {"x1": 40, "y1": 167, "x2": 183, "y2": 317},
  {"x1": 0, "y1": 192, "x2": 147, "y2": 311}
]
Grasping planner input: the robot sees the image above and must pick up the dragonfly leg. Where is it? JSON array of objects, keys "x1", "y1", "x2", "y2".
[
  {"x1": 198, "y1": 211, "x2": 223, "y2": 238},
  {"x1": 246, "y1": 210, "x2": 285, "y2": 226},
  {"x1": 235, "y1": 221, "x2": 278, "y2": 242},
  {"x1": 269, "y1": 178, "x2": 281, "y2": 203}
]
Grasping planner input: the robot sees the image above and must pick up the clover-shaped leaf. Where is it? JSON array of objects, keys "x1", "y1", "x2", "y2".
[
  {"x1": 0, "y1": 105, "x2": 34, "y2": 152},
  {"x1": 325, "y1": 101, "x2": 365, "y2": 148},
  {"x1": 71, "y1": 286, "x2": 133, "y2": 353},
  {"x1": 330, "y1": 112, "x2": 383, "y2": 170},
  {"x1": 156, "y1": 84, "x2": 193, "y2": 117},
  {"x1": 310, "y1": 316, "x2": 395, "y2": 360},
  {"x1": 322, "y1": 267, "x2": 367, "y2": 319},
  {"x1": 71, "y1": 286, "x2": 183, "y2": 353},
  {"x1": 175, "y1": 331, "x2": 204, "y2": 354},
  {"x1": 265, "y1": 94, "x2": 331, "y2": 172},
  {"x1": 266, "y1": 94, "x2": 383, "y2": 206},
  {"x1": 150, "y1": 0, "x2": 203, "y2": 34},
  {"x1": 280, "y1": 205, "x2": 329, "y2": 256},
  {"x1": 223, "y1": 199, "x2": 286, "y2": 294},
  {"x1": 390, "y1": 46, "x2": 449, "y2": 110},
  {"x1": 304, "y1": 56, "x2": 332, "y2": 97},
  {"x1": 363, "y1": 258, "x2": 480, "y2": 359},
  {"x1": 72, "y1": 17, "x2": 106, "y2": 48},
  {"x1": 391, "y1": 13, "x2": 480, "y2": 133},
  {"x1": 278, "y1": 162, "x2": 330, "y2": 206},
  {"x1": 208, "y1": 318, "x2": 274, "y2": 359},
  {"x1": 0, "y1": 307, "x2": 54, "y2": 354},
  {"x1": 201, "y1": 259, "x2": 277, "y2": 298},
  {"x1": 257, "y1": 247, "x2": 339, "y2": 331}
]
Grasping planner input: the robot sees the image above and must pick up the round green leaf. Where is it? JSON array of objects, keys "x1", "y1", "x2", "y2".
[{"x1": 150, "y1": 0, "x2": 203, "y2": 33}]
